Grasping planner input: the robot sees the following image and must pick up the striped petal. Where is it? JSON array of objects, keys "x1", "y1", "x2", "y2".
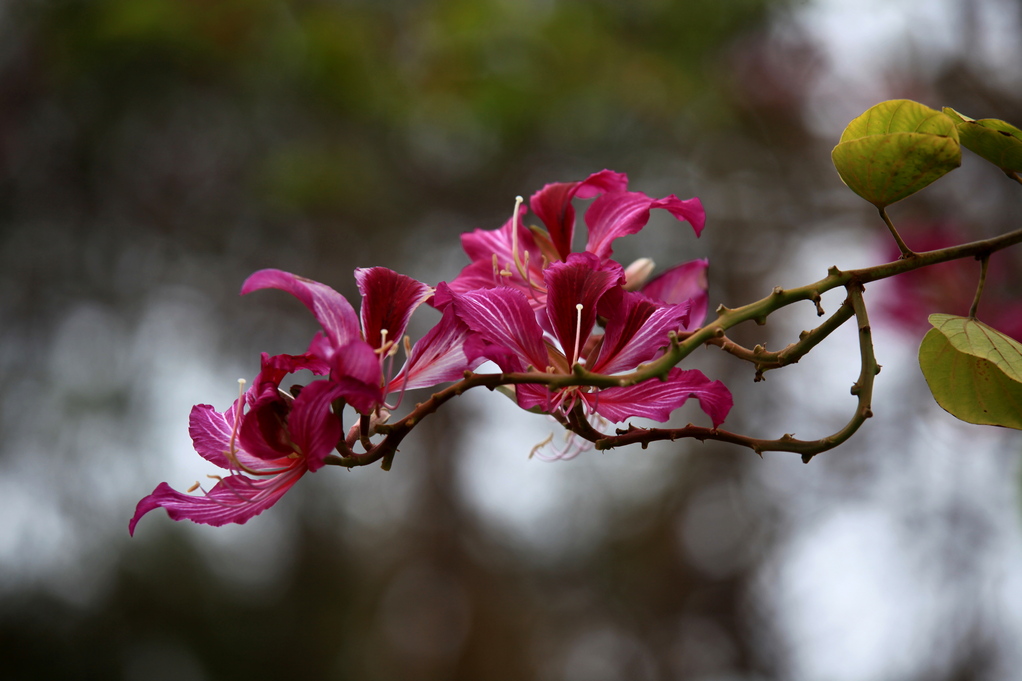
[
  {"x1": 450, "y1": 287, "x2": 549, "y2": 372},
  {"x1": 584, "y1": 192, "x2": 705, "y2": 260},
  {"x1": 584, "y1": 368, "x2": 732, "y2": 425},
  {"x1": 640, "y1": 259, "x2": 709, "y2": 330},
  {"x1": 241, "y1": 269, "x2": 361, "y2": 350},
  {"x1": 543, "y1": 253, "x2": 621, "y2": 362},
  {"x1": 389, "y1": 306, "x2": 483, "y2": 391},
  {"x1": 129, "y1": 467, "x2": 305, "y2": 535},
  {"x1": 355, "y1": 267, "x2": 432, "y2": 351},
  {"x1": 529, "y1": 170, "x2": 629, "y2": 261},
  {"x1": 590, "y1": 287, "x2": 690, "y2": 375}
]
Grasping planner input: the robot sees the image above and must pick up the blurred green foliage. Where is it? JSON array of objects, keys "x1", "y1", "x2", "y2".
[{"x1": 27, "y1": 0, "x2": 789, "y2": 218}]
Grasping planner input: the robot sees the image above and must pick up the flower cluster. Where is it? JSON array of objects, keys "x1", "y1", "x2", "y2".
[{"x1": 130, "y1": 171, "x2": 733, "y2": 534}]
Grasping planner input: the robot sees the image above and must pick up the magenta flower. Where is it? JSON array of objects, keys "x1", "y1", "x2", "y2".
[
  {"x1": 448, "y1": 170, "x2": 709, "y2": 328},
  {"x1": 445, "y1": 252, "x2": 732, "y2": 426},
  {"x1": 241, "y1": 267, "x2": 482, "y2": 414},
  {"x1": 129, "y1": 353, "x2": 342, "y2": 534}
]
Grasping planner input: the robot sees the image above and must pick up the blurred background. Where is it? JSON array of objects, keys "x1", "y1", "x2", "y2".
[{"x1": 2, "y1": 0, "x2": 1022, "y2": 678}]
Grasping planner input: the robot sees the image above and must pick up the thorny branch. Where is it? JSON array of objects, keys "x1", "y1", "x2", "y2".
[{"x1": 324, "y1": 225, "x2": 1022, "y2": 469}]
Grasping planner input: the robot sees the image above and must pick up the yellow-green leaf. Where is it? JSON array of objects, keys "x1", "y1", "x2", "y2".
[
  {"x1": 841, "y1": 99, "x2": 958, "y2": 142},
  {"x1": 832, "y1": 100, "x2": 961, "y2": 208},
  {"x1": 918, "y1": 314, "x2": 1022, "y2": 430},
  {"x1": 943, "y1": 107, "x2": 1022, "y2": 173}
]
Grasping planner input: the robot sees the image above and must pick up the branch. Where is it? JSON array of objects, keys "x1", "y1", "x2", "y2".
[
  {"x1": 582, "y1": 284, "x2": 879, "y2": 463},
  {"x1": 706, "y1": 299, "x2": 855, "y2": 381},
  {"x1": 322, "y1": 226, "x2": 1022, "y2": 468},
  {"x1": 620, "y1": 226, "x2": 1022, "y2": 387}
]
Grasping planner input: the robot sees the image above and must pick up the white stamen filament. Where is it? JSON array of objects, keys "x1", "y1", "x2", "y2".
[
  {"x1": 226, "y1": 378, "x2": 246, "y2": 468},
  {"x1": 376, "y1": 328, "x2": 393, "y2": 357},
  {"x1": 510, "y1": 194, "x2": 524, "y2": 269},
  {"x1": 222, "y1": 378, "x2": 290, "y2": 478},
  {"x1": 572, "y1": 303, "x2": 584, "y2": 365}
]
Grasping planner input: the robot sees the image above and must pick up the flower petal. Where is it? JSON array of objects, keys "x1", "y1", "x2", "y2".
[
  {"x1": 640, "y1": 259, "x2": 709, "y2": 330},
  {"x1": 287, "y1": 380, "x2": 344, "y2": 472},
  {"x1": 355, "y1": 267, "x2": 432, "y2": 351},
  {"x1": 389, "y1": 306, "x2": 484, "y2": 391},
  {"x1": 329, "y1": 339, "x2": 386, "y2": 414},
  {"x1": 584, "y1": 192, "x2": 706, "y2": 260},
  {"x1": 591, "y1": 287, "x2": 691, "y2": 374},
  {"x1": 543, "y1": 253, "x2": 621, "y2": 361},
  {"x1": 586, "y1": 368, "x2": 733, "y2": 425},
  {"x1": 449, "y1": 287, "x2": 549, "y2": 372},
  {"x1": 188, "y1": 403, "x2": 271, "y2": 472},
  {"x1": 530, "y1": 170, "x2": 629, "y2": 261},
  {"x1": 241, "y1": 269, "x2": 361, "y2": 350},
  {"x1": 128, "y1": 467, "x2": 304, "y2": 535},
  {"x1": 453, "y1": 208, "x2": 546, "y2": 296}
]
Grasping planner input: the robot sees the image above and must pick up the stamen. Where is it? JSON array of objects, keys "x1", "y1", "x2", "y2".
[
  {"x1": 226, "y1": 379, "x2": 246, "y2": 469},
  {"x1": 528, "y1": 432, "x2": 555, "y2": 459},
  {"x1": 509, "y1": 194, "x2": 524, "y2": 271},
  {"x1": 572, "y1": 303, "x2": 584, "y2": 365},
  {"x1": 187, "y1": 481, "x2": 201, "y2": 493}
]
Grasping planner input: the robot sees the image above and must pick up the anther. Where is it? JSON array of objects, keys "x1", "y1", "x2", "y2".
[
  {"x1": 376, "y1": 329, "x2": 391, "y2": 355},
  {"x1": 529, "y1": 432, "x2": 555, "y2": 459},
  {"x1": 187, "y1": 481, "x2": 201, "y2": 493}
]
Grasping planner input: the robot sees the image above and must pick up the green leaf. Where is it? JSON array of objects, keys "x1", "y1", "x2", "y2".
[
  {"x1": 832, "y1": 100, "x2": 961, "y2": 208},
  {"x1": 918, "y1": 314, "x2": 1022, "y2": 430},
  {"x1": 943, "y1": 107, "x2": 1022, "y2": 173},
  {"x1": 841, "y1": 99, "x2": 958, "y2": 142}
]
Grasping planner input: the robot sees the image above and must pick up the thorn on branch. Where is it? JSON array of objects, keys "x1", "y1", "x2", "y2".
[{"x1": 811, "y1": 292, "x2": 825, "y2": 316}]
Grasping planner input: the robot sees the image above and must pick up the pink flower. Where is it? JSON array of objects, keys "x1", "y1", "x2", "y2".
[
  {"x1": 129, "y1": 353, "x2": 342, "y2": 534},
  {"x1": 241, "y1": 267, "x2": 482, "y2": 414},
  {"x1": 447, "y1": 170, "x2": 710, "y2": 329},
  {"x1": 445, "y1": 252, "x2": 732, "y2": 426}
]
